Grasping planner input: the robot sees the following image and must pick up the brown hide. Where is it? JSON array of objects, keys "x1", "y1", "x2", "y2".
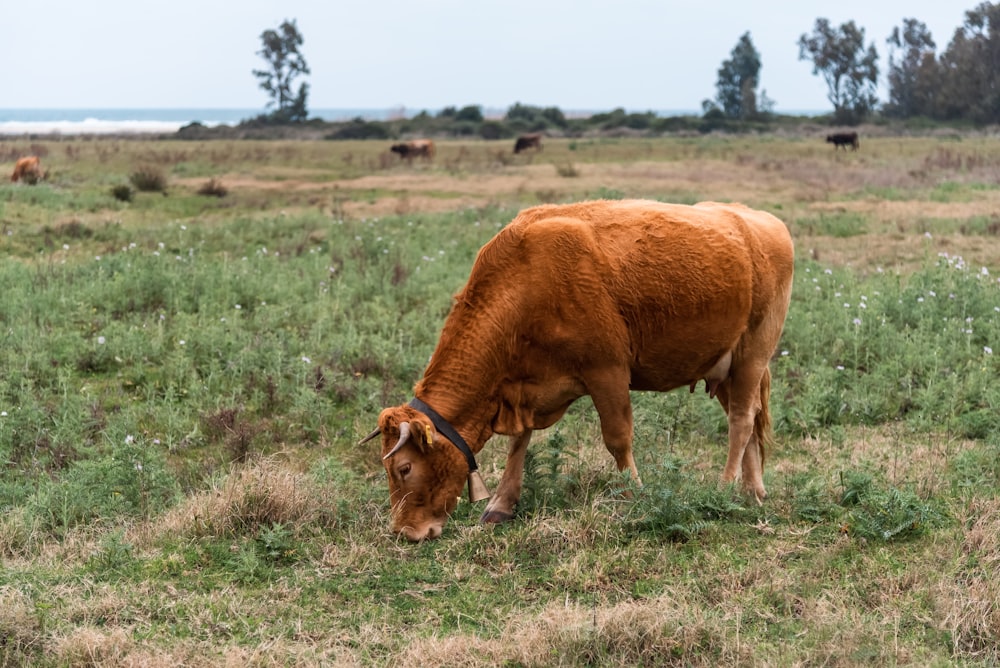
[
  {"x1": 374, "y1": 199, "x2": 794, "y2": 540},
  {"x1": 390, "y1": 139, "x2": 435, "y2": 160},
  {"x1": 513, "y1": 133, "x2": 543, "y2": 153},
  {"x1": 10, "y1": 156, "x2": 42, "y2": 183}
]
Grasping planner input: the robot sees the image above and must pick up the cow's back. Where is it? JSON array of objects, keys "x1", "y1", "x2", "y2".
[{"x1": 476, "y1": 199, "x2": 793, "y2": 391}]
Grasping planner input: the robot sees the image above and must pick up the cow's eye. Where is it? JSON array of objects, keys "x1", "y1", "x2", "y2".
[{"x1": 398, "y1": 463, "x2": 412, "y2": 478}]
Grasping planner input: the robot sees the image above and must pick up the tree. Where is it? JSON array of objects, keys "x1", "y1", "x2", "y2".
[
  {"x1": 937, "y1": 2, "x2": 1000, "y2": 123},
  {"x1": 798, "y1": 19, "x2": 879, "y2": 124},
  {"x1": 715, "y1": 32, "x2": 763, "y2": 119},
  {"x1": 885, "y1": 19, "x2": 939, "y2": 118},
  {"x1": 253, "y1": 19, "x2": 310, "y2": 123}
]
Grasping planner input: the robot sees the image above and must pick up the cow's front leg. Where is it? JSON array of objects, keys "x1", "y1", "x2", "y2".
[
  {"x1": 481, "y1": 431, "x2": 532, "y2": 524},
  {"x1": 588, "y1": 374, "x2": 640, "y2": 487}
]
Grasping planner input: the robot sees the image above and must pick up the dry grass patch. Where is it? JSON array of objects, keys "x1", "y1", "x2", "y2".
[
  {"x1": 936, "y1": 497, "x2": 1000, "y2": 661},
  {"x1": 50, "y1": 627, "x2": 135, "y2": 667},
  {"x1": 135, "y1": 458, "x2": 327, "y2": 544},
  {"x1": 0, "y1": 507, "x2": 42, "y2": 558},
  {"x1": 0, "y1": 586, "x2": 42, "y2": 660},
  {"x1": 393, "y1": 591, "x2": 731, "y2": 667},
  {"x1": 792, "y1": 426, "x2": 977, "y2": 489}
]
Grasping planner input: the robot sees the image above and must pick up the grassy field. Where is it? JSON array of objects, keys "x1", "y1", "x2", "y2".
[{"x1": 1, "y1": 133, "x2": 999, "y2": 666}]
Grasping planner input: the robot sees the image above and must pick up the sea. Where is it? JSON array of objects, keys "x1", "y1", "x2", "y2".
[
  {"x1": 0, "y1": 107, "x2": 717, "y2": 136},
  {"x1": 0, "y1": 108, "x2": 423, "y2": 135}
]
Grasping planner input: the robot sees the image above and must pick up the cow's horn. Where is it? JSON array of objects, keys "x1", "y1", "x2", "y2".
[
  {"x1": 357, "y1": 427, "x2": 381, "y2": 445},
  {"x1": 382, "y1": 422, "x2": 412, "y2": 460},
  {"x1": 468, "y1": 470, "x2": 491, "y2": 503}
]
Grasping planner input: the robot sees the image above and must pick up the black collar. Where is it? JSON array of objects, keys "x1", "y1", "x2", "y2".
[{"x1": 408, "y1": 397, "x2": 479, "y2": 474}]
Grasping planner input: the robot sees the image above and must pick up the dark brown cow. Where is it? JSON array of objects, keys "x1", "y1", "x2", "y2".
[
  {"x1": 826, "y1": 132, "x2": 859, "y2": 151},
  {"x1": 362, "y1": 199, "x2": 794, "y2": 541},
  {"x1": 10, "y1": 156, "x2": 43, "y2": 183},
  {"x1": 390, "y1": 139, "x2": 435, "y2": 161},
  {"x1": 513, "y1": 133, "x2": 543, "y2": 154}
]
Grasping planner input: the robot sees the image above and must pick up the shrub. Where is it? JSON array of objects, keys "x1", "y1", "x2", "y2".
[
  {"x1": 479, "y1": 121, "x2": 508, "y2": 140},
  {"x1": 110, "y1": 184, "x2": 133, "y2": 202},
  {"x1": 839, "y1": 470, "x2": 946, "y2": 542},
  {"x1": 197, "y1": 177, "x2": 227, "y2": 198},
  {"x1": 325, "y1": 118, "x2": 391, "y2": 140},
  {"x1": 129, "y1": 165, "x2": 168, "y2": 192}
]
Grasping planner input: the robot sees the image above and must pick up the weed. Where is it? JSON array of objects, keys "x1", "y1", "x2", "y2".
[
  {"x1": 87, "y1": 530, "x2": 136, "y2": 576},
  {"x1": 256, "y1": 522, "x2": 299, "y2": 565},
  {"x1": 196, "y1": 177, "x2": 227, "y2": 197},
  {"x1": 129, "y1": 165, "x2": 167, "y2": 192},
  {"x1": 110, "y1": 184, "x2": 133, "y2": 202},
  {"x1": 554, "y1": 162, "x2": 580, "y2": 178},
  {"x1": 519, "y1": 431, "x2": 579, "y2": 515},
  {"x1": 839, "y1": 470, "x2": 946, "y2": 542}
]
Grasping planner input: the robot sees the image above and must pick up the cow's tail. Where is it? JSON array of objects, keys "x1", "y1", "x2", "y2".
[{"x1": 754, "y1": 366, "x2": 773, "y2": 467}]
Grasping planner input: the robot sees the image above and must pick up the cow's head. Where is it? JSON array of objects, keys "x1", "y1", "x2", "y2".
[
  {"x1": 366, "y1": 405, "x2": 470, "y2": 541},
  {"x1": 390, "y1": 144, "x2": 408, "y2": 156}
]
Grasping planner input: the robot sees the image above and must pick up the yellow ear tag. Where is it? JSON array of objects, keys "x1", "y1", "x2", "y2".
[{"x1": 425, "y1": 424, "x2": 434, "y2": 444}]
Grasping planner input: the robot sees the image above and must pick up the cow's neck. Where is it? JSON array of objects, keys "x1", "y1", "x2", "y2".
[
  {"x1": 413, "y1": 300, "x2": 515, "y2": 454},
  {"x1": 414, "y1": 368, "x2": 500, "y2": 455}
]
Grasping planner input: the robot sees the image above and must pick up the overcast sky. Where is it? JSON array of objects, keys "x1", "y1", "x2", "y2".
[{"x1": 5, "y1": 1, "x2": 974, "y2": 113}]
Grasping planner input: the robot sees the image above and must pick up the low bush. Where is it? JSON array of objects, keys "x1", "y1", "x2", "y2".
[
  {"x1": 196, "y1": 177, "x2": 227, "y2": 197},
  {"x1": 129, "y1": 165, "x2": 167, "y2": 192},
  {"x1": 110, "y1": 184, "x2": 133, "y2": 202}
]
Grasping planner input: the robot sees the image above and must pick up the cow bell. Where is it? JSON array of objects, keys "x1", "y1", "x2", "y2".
[{"x1": 468, "y1": 470, "x2": 491, "y2": 503}]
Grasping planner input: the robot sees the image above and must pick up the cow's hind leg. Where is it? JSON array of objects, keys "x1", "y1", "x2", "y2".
[
  {"x1": 481, "y1": 431, "x2": 532, "y2": 524},
  {"x1": 714, "y1": 364, "x2": 768, "y2": 500}
]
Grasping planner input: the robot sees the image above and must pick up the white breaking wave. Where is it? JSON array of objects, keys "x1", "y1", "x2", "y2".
[{"x1": 0, "y1": 118, "x2": 227, "y2": 135}]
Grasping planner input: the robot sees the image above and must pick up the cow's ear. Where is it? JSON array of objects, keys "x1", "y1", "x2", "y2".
[{"x1": 416, "y1": 420, "x2": 437, "y2": 451}]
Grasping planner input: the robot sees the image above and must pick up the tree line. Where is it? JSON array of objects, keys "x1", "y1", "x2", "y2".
[{"x1": 250, "y1": 4, "x2": 1000, "y2": 134}]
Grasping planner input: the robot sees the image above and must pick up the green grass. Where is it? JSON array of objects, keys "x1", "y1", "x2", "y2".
[{"x1": 1, "y1": 135, "x2": 1000, "y2": 665}]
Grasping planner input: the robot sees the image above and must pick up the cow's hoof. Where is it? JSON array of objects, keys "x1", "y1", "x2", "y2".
[{"x1": 480, "y1": 509, "x2": 514, "y2": 524}]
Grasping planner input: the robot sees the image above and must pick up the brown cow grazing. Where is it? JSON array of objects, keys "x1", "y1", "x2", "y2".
[
  {"x1": 10, "y1": 156, "x2": 43, "y2": 183},
  {"x1": 826, "y1": 132, "x2": 859, "y2": 151},
  {"x1": 390, "y1": 139, "x2": 435, "y2": 161},
  {"x1": 361, "y1": 199, "x2": 794, "y2": 541},
  {"x1": 513, "y1": 133, "x2": 543, "y2": 154}
]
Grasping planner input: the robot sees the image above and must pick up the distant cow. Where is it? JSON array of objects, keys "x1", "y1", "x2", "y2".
[
  {"x1": 513, "y1": 133, "x2": 543, "y2": 154},
  {"x1": 390, "y1": 139, "x2": 435, "y2": 161},
  {"x1": 826, "y1": 132, "x2": 859, "y2": 151},
  {"x1": 10, "y1": 156, "x2": 43, "y2": 183}
]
